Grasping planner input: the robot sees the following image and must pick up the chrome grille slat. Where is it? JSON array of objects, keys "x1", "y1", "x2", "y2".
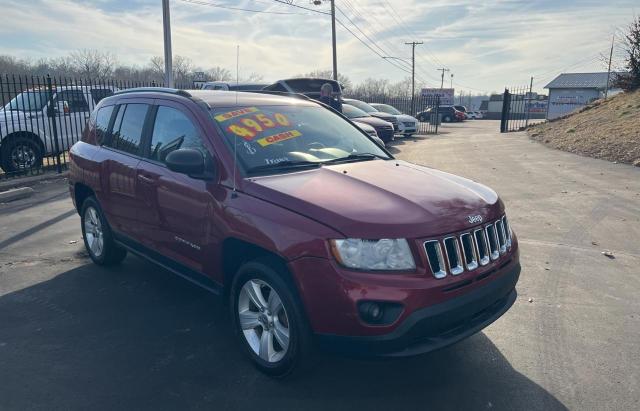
[
  {"x1": 474, "y1": 229, "x2": 490, "y2": 266},
  {"x1": 495, "y1": 220, "x2": 507, "y2": 254},
  {"x1": 485, "y1": 224, "x2": 500, "y2": 260},
  {"x1": 424, "y1": 215, "x2": 512, "y2": 279},
  {"x1": 460, "y1": 233, "x2": 478, "y2": 270},
  {"x1": 424, "y1": 240, "x2": 447, "y2": 279},
  {"x1": 443, "y1": 237, "x2": 464, "y2": 275}
]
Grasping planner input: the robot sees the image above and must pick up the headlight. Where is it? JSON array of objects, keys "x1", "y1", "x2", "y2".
[
  {"x1": 367, "y1": 129, "x2": 378, "y2": 137},
  {"x1": 330, "y1": 239, "x2": 416, "y2": 271}
]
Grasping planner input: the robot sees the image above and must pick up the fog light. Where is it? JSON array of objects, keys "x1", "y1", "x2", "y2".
[{"x1": 358, "y1": 301, "x2": 385, "y2": 323}]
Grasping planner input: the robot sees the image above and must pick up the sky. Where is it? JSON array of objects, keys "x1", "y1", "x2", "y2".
[{"x1": 0, "y1": 0, "x2": 636, "y2": 94}]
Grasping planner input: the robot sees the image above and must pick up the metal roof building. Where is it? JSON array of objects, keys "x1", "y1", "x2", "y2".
[{"x1": 544, "y1": 72, "x2": 622, "y2": 119}]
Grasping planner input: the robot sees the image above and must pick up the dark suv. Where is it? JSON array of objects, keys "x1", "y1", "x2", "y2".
[
  {"x1": 69, "y1": 88, "x2": 520, "y2": 377},
  {"x1": 417, "y1": 106, "x2": 465, "y2": 123}
]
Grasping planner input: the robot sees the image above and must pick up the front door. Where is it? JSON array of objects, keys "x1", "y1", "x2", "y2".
[{"x1": 136, "y1": 101, "x2": 221, "y2": 275}]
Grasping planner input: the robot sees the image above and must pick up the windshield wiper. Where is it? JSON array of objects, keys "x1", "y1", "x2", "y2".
[
  {"x1": 246, "y1": 160, "x2": 322, "y2": 174},
  {"x1": 323, "y1": 153, "x2": 388, "y2": 164}
]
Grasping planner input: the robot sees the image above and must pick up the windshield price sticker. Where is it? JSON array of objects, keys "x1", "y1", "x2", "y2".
[
  {"x1": 214, "y1": 107, "x2": 259, "y2": 122},
  {"x1": 225, "y1": 112, "x2": 293, "y2": 141},
  {"x1": 257, "y1": 130, "x2": 302, "y2": 147}
]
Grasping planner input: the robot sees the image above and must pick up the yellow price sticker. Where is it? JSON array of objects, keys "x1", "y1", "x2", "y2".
[
  {"x1": 256, "y1": 130, "x2": 302, "y2": 147},
  {"x1": 214, "y1": 107, "x2": 259, "y2": 122}
]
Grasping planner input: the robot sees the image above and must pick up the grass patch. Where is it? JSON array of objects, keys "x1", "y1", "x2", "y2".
[{"x1": 566, "y1": 128, "x2": 576, "y2": 133}]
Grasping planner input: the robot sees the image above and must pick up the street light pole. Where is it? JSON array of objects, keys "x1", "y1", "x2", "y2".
[
  {"x1": 162, "y1": 0, "x2": 174, "y2": 88},
  {"x1": 450, "y1": 73, "x2": 454, "y2": 88}
]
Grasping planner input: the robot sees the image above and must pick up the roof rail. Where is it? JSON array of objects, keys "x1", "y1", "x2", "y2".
[
  {"x1": 114, "y1": 87, "x2": 192, "y2": 97},
  {"x1": 246, "y1": 90, "x2": 311, "y2": 101}
]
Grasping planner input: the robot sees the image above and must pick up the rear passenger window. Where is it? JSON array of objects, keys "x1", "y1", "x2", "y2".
[
  {"x1": 148, "y1": 106, "x2": 209, "y2": 163},
  {"x1": 56, "y1": 90, "x2": 89, "y2": 112},
  {"x1": 95, "y1": 105, "x2": 114, "y2": 145},
  {"x1": 110, "y1": 104, "x2": 149, "y2": 155}
]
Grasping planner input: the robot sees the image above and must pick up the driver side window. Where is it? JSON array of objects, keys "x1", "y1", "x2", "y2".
[{"x1": 148, "y1": 106, "x2": 210, "y2": 164}]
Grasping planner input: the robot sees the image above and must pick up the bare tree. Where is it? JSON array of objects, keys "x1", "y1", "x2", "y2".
[
  {"x1": 243, "y1": 72, "x2": 264, "y2": 82},
  {"x1": 351, "y1": 78, "x2": 390, "y2": 96},
  {"x1": 207, "y1": 66, "x2": 233, "y2": 81},
  {"x1": 614, "y1": 16, "x2": 640, "y2": 91},
  {"x1": 69, "y1": 49, "x2": 117, "y2": 79},
  {"x1": 298, "y1": 69, "x2": 352, "y2": 91}
]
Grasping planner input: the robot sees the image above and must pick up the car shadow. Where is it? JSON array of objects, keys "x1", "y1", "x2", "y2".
[{"x1": 0, "y1": 256, "x2": 567, "y2": 410}]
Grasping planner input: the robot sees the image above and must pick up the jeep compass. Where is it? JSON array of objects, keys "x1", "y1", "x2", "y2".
[{"x1": 68, "y1": 88, "x2": 520, "y2": 377}]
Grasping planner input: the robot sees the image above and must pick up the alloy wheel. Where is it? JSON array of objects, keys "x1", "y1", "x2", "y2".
[
  {"x1": 83, "y1": 206, "x2": 104, "y2": 258},
  {"x1": 10, "y1": 145, "x2": 36, "y2": 169},
  {"x1": 238, "y1": 279, "x2": 290, "y2": 363}
]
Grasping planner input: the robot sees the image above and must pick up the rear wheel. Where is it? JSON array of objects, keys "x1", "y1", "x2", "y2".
[
  {"x1": 230, "y1": 260, "x2": 314, "y2": 377},
  {"x1": 0, "y1": 136, "x2": 43, "y2": 173},
  {"x1": 443, "y1": 115, "x2": 452, "y2": 123},
  {"x1": 80, "y1": 196, "x2": 127, "y2": 266}
]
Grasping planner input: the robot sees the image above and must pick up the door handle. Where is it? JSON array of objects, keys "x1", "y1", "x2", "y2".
[{"x1": 137, "y1": 174, "x2": 155, "y2": 184}]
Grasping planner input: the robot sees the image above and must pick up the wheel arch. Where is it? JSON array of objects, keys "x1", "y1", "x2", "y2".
[
  {"x1": 1, "y1": 131, "x2": 45, "y2": 153},
  {"x1": 73, "y1": 182, "x2": 95, "y2": 214}
]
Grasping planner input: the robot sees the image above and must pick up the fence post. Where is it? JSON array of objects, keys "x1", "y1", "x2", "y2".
[
  {"x1": 500, "y1": 89, "x2": 511, "y2": 133},
  {"x1": 435, "y1": 96, "x2": 440, "y2": 134},
  {"x1": 46, "y1": 74, "x2": 62, "y2": 173}
]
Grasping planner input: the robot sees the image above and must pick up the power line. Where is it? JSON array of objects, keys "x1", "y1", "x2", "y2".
[{"x1": 177, "y1": 0, "x2": 310, "y2": 15}]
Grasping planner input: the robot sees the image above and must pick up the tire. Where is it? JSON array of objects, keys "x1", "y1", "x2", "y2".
[
  {"x1": 443, "y1": 115, "x2": 452, "y2": 123},
  {"x1": 80, "y1": 196, "x2": 127, "y2": 266},
  {"x1": 230, "y1": 259, "x2": 314, "y2": 378},
  {"x1": 404, "y1": 133, "x2": 414, "y2": 138},
  {"x1": 0, "y1": 135, "x2": 43, "y2": 173}
]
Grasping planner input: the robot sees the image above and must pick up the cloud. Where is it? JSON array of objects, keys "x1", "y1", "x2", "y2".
[{"x1": 0, "y1": 0, "x2": 636, "y2": 93}]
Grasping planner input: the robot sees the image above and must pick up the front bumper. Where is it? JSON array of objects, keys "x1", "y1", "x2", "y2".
[{"x1": 316, "y1": 262, "x2": 520, "y2": 357}]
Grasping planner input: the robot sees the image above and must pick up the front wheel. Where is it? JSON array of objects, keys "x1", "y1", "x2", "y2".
[
  {"x1": 0, "y1": 136, "x2": 43, "y2": 173},
  {"x1": 230, "y1": 260, "x2": 314, "y2": 377},
  {"x1": 443, "y1": 115, "x2": 452, "y2": 123}
]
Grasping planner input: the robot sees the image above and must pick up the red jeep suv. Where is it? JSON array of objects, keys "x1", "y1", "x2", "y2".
[{"x1": 68, "y1": 88, "x2": 520, "y2": 377}]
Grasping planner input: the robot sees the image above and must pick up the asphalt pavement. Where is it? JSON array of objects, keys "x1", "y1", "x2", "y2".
[{"x1": 1, "y1": 120, "x2": 638, "y2": 410}]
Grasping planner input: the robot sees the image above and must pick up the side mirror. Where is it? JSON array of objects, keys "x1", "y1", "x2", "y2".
[
  {"x1": 48, "y1": 100, "x2": 69, "y2": 117},
  {"x1": 165, "y1": 148, "x2": 207, "y2": 177}
]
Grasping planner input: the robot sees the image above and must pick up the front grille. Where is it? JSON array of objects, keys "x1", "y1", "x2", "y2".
[
  {"x1": 376, "y1": 126, "x2": 394, "y2": 141},
  {"x1": 424, "y1": 215, "x2": 512, "y2": 279},
  {"x1": 403, "y1": 121, "x2": 416, "y2": 127}
]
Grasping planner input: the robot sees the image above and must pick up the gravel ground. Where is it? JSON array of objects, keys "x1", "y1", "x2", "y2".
[{"x1": 528, "y1": 90, "x2": 640, "y2": 166}]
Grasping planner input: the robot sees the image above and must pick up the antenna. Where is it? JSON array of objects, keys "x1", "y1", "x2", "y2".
[{"x1": 231, "y1": 45, "x2": 239, "y2": 198}]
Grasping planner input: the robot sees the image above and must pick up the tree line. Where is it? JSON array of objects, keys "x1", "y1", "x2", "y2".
[{"x1": 0, "y1": 50, "x2": 428, "y2": 97}]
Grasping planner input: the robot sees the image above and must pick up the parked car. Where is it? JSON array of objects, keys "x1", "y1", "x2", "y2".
[
  {"x1": 351, "y1": 120, "x2": 385, "y2": 147},
  {"x1": 466, "y1": 111, "x2": 483, "y2": 119},
  {"x1": 342, "y1": 98, "x2": 399, "y2": 131},
  {"x1": 263, "y1": 78, "x2": 342, "y2": 100},
  {"x1": 416, "y1": 106, "x2": 465, "y2": 123},
  {"x1": 0, "y1": 85, "x2": 116, "y2": 173},
  {"x1": 201, "y1": 81, "x2": 269, "y2": 91},
  {"x1": 342, "y1": 104, "x2": 395, "y2": 144},
  {"x1": 453, "y1": 105, "x2": 468, "y2": 114},
  {"x1": 369, "y1": 103, "x2": 419, "y2": 137},
  {"x1": 69, "y1": 88, "x2": 520, "y2": 377}
]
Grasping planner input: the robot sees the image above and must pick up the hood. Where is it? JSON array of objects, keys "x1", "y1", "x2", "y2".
[
  {"x1": 350, "y1": 116, "x2": 392, "y2": 128},
  {"x1": 244, "y1": 160, "x2": 503, "y2": 239},
  {"x1": 369, "y1": 112, "x2": 395, "y2": 122},
  {"x1": 352, "y1": 121, "x2": 375, "y2": 133},
  {"x1": 396, "y1": 114, "x2": 418, "y2": 123}
]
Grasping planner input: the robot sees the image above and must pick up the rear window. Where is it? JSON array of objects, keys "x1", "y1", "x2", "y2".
[
  {"x1": 109, "y1": 104, "x2": 149, "y2": 155},
  {"x1": 210, "y1": 105, "x2": 387, "y2": 173},
  {"x1": 284, "y1": 79, "x2": 341, "y2": 93}
]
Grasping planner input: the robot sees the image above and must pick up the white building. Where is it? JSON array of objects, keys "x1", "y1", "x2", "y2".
[{"x1": 544, "y1": 72, "x2": 621, "y2": 120}]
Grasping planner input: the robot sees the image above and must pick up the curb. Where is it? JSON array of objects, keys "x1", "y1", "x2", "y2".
[
  {"x1": 0, "y1": 187, "x2": 35, "y2": 202},
  {"x1": 0, "y1": 171, "x2": 69, "y2": 192}
]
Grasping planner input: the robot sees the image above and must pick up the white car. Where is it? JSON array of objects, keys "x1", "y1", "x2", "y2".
[
  {"x1": 369, "y1": 103, "x2": 419, "y2": 137},
  {"x1": 353, "y1": 121, "x2": 385, "y2": 147},
  {"x1": 0, "y1": 85, "x2": 116, "y2": 172},
  {"x1": 466, "y1": 111, "x2": 483, "y2": 119}
]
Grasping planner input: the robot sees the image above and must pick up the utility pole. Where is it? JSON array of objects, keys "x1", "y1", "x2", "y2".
[
  {"x1": 450, "y1": 73, "x2": 454, "y2": 88},
  {"x1": 405, "y1": 41, "x2": 423, "y2": 115},
  {"x1": 605, "y1": 34, "x2": 614, "y2": 99},
  {"x1": 437, "y1": 67, "x2": 450, "y2": 89},
  {"x1": 330, "y1": 0, "x2": 337, "y2": 81},
  {"x1": 525, "y1": 76, "x2": 533, "y2": 128},
  {"x1": 162, "y1": 0, "x2": 173, "y2": 88}
]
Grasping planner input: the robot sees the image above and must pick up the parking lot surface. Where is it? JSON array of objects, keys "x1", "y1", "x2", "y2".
[{"x1": 1, "y1": 120, "x2": 638, "y2": 410}]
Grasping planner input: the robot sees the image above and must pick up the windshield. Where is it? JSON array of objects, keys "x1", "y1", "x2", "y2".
[
  {"x1": 4, "y1": 91, "x2": 49, "y2": 112},
  {"x1": 342, "y1": 104, "x2": 370, "y2": 119},
  {"x1": 211, "y1": 105, "x2": 389, "y2": 174},
  {"x1": 373, "y1": 104, "x2": 401, "y2": 115},
  {"x1": 345, "y1": 100, "x2": 377, "y2": 113}
]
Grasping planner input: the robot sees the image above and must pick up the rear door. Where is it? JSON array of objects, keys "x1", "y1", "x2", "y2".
[
  {"x1": 98, "y1": 100, "x2": 153, "y2": 241},
  {"x1": 136, "y1": 100, "x2": 219, "y2": 274}
]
